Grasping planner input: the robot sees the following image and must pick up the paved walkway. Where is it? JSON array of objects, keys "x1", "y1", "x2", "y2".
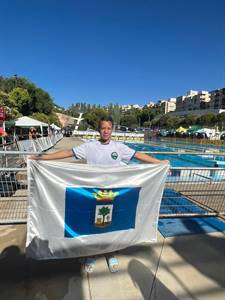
[{"x1": 0, "y1": 137, "x2": 224, "y2": 300}]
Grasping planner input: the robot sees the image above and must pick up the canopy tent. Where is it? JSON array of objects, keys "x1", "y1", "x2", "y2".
[
  {"x1": 187, "y1": 125, "x2": 202, "y2": 133},
  {"x1": 15, "y1": 116, "x2": 48, "y2": 128},
  {"x1": 50, "y1": 123, "x2": 61, "y2": 131},
  {"x1": 196, "y1": 128, "x2": 214, "y2": 138},
  {"x1": 176, "y1": 126, "x2": 187, "y2": 133},
  {"x1": 196, "y1": 128, "x2": 213, "y2": 133},
  {"x1": 15, "y1": 116, "x2": 48, "y2": 135}
]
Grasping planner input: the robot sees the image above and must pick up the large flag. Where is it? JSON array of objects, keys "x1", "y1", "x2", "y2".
[{"x1": 26, "y1": 160, "x2": 169, "y2": 259}]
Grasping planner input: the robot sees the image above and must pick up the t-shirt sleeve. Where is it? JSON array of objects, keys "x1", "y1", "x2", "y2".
[
  {"x1": 72, "y1": 143, "x2": 88, "y2": 160},
  {"x1": 117, "y1": 143, "x2": 136, "y2": 163}
]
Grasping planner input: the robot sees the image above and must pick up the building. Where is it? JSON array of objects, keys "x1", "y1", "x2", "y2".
[
  {"x1": 145, "y1": 86, "x2": 224, "y2": 117},
  {"x1": 184, "y1": 91, "x2": 210, "y2": 111},
  {"x1": 210, "y1": 86, "x2": 225, "y2": 109},
  {"x1": 175, "y1": 95, "x2": 186, "y2": 112},
  {"x1": 159, "y1": 98, "x2": 176, "y2": 114},
  {"x1": 183, "y1": 90, "x2": 198, "y2": 111},
  {"x1": 172, "y1": 90, "x2": 212, "y2": 116},
  {"x1": 121, "y1": 104, "x2": 143, "y2": 111},
  {"x1": 195, "y1": 91, "x2": 211, "y2": 110}
]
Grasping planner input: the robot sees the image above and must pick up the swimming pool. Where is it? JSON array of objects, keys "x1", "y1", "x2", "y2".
[
  {"x1": 127, "y1": 142, "x2": 220, "y2": 167},
  {"x1": 127, "y1": 141, "x2": 225, "y2": 217}
]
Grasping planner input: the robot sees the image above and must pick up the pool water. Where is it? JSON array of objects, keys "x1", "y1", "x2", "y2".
[{"x1": 127, "y1": 142, "x2": 218, "y2": 167}]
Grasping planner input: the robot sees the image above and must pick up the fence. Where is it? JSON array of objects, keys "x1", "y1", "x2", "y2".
[
  {"x1": 16, "y1": 133, "x2": 63, "y2": 153},
  {"x1": 0, "y1": 167, "x2": 27, "y2": 223},
  {"x1": 163, "y1": 167, "x2": 225, "y2": 218},
  {"x1": 0, "y1": 133, "x2": 63, "y2": 168},
  {"x1": 159, "y1": 136, "x2": 225, "y2": 147},
  {"x1": 0, "y1": 152, "x2": 225, "y2": 224},
  {"x1": 73, "y1": 130, "x2": 145, "y2": 141}
]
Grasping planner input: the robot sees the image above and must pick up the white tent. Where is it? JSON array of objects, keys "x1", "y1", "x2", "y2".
[
  {"x1": 15, "y1": 116, "x2": 48, "y2": 134},
  {"x1": 15, "y1": 116, "x2": 48, "y2": 127},
  {"x1": 50, "y1": 123, "x2": 61, "y2": 131},
  {"x1": 196, "y1": 128, "x2": 214, "y2": 138}
]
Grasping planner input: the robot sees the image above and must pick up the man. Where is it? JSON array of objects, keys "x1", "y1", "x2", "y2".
[{"x1": 30, "y1": 116, "x2": 169, "y2": 272}]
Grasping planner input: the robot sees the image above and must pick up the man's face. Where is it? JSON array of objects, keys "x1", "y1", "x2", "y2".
[{"x1": 99, "y1": 121, "x2": 113, "y2": 142}]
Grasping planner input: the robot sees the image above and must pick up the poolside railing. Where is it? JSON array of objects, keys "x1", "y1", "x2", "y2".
[
  {"x1": 0, "y1": 133, "x2": 63, "y2": 168},
  {"x1": 73, "y1": 130, "x2": 145, "y2": 141},
  {"x1": 0, "y1": 152, "x2": 225, "y2": 224},
  {"x1": 163, "y1": 167, "x2": 225, "y2": 218},
  {"x1": 158, "y1": 136, "x2": 225, "y2": 147}
]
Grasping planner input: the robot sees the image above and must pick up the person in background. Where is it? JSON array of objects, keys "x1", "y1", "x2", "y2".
[
  {"x1": 28, "y1": 128, "x2": 37, "y2": 140},
  {"x1": 28, "y1": 128, "x2": 34, "y2": 140},
  {"x1": 30, "y1": 116, "x2": 169, "y2": 273}
]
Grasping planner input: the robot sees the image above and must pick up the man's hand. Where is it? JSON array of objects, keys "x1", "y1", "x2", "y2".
[
  {"x1": 160, "y1": 160, "x2": 170, "y2": 164},
  {"x1": 29, "y1": 154, "x2": 42, "y2": 160},
  {"x1": 134, "y1": 152, "x2": 170, "y2": 164},
  {"x1": 28, "y1": 150, "x2": 73, "y2": 161}
]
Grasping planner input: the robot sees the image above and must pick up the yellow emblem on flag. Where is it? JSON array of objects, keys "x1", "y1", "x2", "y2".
[{"x1": 93, "y1": 190, "x2": 119, "y2": 202}]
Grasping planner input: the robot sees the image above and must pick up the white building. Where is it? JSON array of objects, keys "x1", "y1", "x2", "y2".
[
  {"x1": 146, "y1": 101, "x2": 155, "y2": 108},
  {"x1": 120, "y1": 104, "x2": 143, "y2": 111},
  {"x1": 159, "y1": 98, "x2": 176, "y2": 114}
]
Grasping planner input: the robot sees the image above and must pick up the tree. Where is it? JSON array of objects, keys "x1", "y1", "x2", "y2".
[
  {"x1": 85, "y1": 108, "x2": 107, "y2": 129},
  {"x1": 0, "y1": 91, "x2": 11, "y2": 107},
  {"x1": 8, "y1": 87, "x2": 30, "y2": 115},
  {"x1": 107, "y1": 103, "x2": 121, "y2": 126},
  {"x1": 120, "y1": 114, "x2": 138, "y2": 129},
  {"x1": 217, "y1": 112, "x2": 225, "y2": 131},
  {"x1": 30, "y1": 88, "x2": 53, "y2": 115},
  {"x1": 29, "y1": 112, "x2": 62, "y2": 127},
  {"x1": 0, "y1": 75, "x2": 55, "y2": 116},
  {"x1": 197, "y1": 113, "x2": 217, "y2": 128},
  {"x1": 143, "y1": 121, "x2": 151, "y2": 128},
  {"x1": 66, "y1": 102, "x2": 94, "y2": 117},
  {"x1": 139, "y1": 108, "x2": 150, "y2": 125},
  {"x1": 98, "y1": 206, "x2": 110, "y2": 225},
  {"x1": 48, "y1": 112, "x2": 62, "y2": 127},
  {"x1": 31, "y1": 112, "x2": 49, "y2": 123},
  {"x1": 181, "y1": 114, "x2": 198, "y2": 128},
  {"x1": 157, "y1": 115, "x2": 180, "y2": 130}
]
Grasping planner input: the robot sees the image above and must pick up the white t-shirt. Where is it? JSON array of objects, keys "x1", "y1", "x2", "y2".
[{"x1": 72, "y1": 140, "x2": 135, "y2": 166}]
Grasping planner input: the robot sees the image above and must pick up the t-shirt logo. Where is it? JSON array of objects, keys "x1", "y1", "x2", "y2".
[{"x1": 111, "y1": 152, "x2": 118, "y2": 160}]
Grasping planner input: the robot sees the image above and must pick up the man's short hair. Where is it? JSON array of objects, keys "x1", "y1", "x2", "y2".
[{"x1": 98, "y1": 116, "x2": 114, "y2": 130}]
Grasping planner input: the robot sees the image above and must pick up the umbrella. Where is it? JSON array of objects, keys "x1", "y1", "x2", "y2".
[{"x1": 176, "y1": 126, "x2": 187, "y2": 133}]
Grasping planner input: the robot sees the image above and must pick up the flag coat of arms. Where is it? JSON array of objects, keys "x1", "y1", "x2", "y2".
[{"x1": 26, "y1": 161, "x2": 169, "y2": 259}]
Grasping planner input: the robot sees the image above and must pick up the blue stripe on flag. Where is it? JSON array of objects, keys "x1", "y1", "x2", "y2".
[{"x1": 64, "y1": 187, "x2": 141, "y2": 237}]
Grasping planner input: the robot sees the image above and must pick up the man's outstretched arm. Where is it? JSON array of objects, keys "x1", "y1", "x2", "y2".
[
  {"x1": 134, "y1": 152, "x2": 169, "y2": 164},
  {"x1": 29, "y1": 149, "x2": 74, "y2": 160}
]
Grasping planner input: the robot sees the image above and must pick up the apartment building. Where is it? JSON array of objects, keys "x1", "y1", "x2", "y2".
[
  {"x1": 159, "y1": 98, "x2": 176, "y2": 114},
  {"x1": 210, "y1": 86, "x2": 225, "y2": 109},
  {"x1": 175, "y1": 95, "x2": 186, "y2": 112},
  {"x1": 120, "y1": 86, "x2": 224, "y2": 116},
  {"x1": 184, "y1": 90, "x2": 197, "y2": 110},
  {"x1": 170, "y1": 90, "x2": 211, "y2": 115},
  {"x1": 184, "y1": 90, "x2": 210, "y2": 111}
]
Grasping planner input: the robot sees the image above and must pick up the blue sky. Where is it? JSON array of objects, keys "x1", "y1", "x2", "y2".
[{"x1": 0, "y1": 0, "x2": 224, "y2": 107}]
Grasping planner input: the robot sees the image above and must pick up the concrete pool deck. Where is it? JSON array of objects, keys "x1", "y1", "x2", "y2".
[{"x1": 0, "y1": 223, "x2": 224, "y2": 300}]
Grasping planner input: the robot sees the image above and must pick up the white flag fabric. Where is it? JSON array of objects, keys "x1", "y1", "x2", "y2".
[{"x1": 26, "y1": 160, "x2": 169, "y2": 259}]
